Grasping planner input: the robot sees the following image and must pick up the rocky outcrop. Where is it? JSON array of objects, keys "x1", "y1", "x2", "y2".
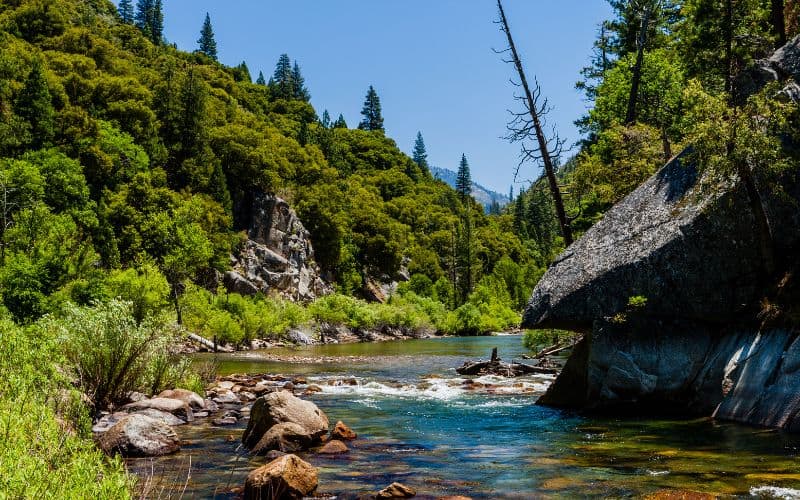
[
  {"x1": 96, "y1": 414, "x2": 180, "y2": 457},
  {"x1": 228, "y1": 192, "x2": 330, "y2": 301},
  {"x1": 526, "y1": 36, "x2": 800, "y2": 430},
  {"x1": 243, "y1": 454, "x2": 318, "y2": 500},
  {"x1": 242, "y1": 390, "x2": 329, "y2": 450}
]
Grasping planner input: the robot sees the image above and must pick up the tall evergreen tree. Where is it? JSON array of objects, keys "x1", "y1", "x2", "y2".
[
  {"x1": 321, "y1": 110, "x2": 332, "y2": 129},
  {"x1": 135, "y1": 0, "x2": 163, "y2": 44},
  {"x1": 233, "y1": 61, "x2": 251, "y2": 82},
  {"x1": 358, "y1": 86, "x2": 384, "y2": 132},
  {"x1": 118, "y1": 0, "x2": 134, "y2": 24},
  {"x1": 197, "y1": 13, "x2": 217, "y2": 60},
  {"x1": 150, "y1": 0, "x2": 164, "y2": 44},
  {"x1": 270, "y1": 54, "x2": 294, "y2": 99},
  {"x1": 256, "y1": 71, "x2": 266, "y2": 85},
  {"x1": 508, "y1": 185, "x2": 514, "y2": 203},
  {"x1": 292, "y1": 62, "x2": 310, "y2": 101},
  {"x1": 455, "y1": 154, "x2": 472, "y2": 200},
  {"x1": 412, "y1": 132, "x2": 429, "y2": 170},
  {"x1": 333, "y1": 114, "x2": 348, "y2": 129},
  {"x1": 15, "y1": 60, "x2": 54, "y2": 149}
]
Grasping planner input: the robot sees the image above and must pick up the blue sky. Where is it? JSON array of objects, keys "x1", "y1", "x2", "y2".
[{"x1": 151, "y1": 1, "x2": 613, "y2": 193}]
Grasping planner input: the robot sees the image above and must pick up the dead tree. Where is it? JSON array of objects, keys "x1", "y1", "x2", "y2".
[{"x1": 496, "y1": 0, "x2": 574, "y2": 246}]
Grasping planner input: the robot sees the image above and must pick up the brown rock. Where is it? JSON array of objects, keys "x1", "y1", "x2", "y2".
[
  {"x1": 331, "y1": 420, "x2": 357, "y2": 440},
  {"x1": 377, "y1": 482, "x2": 416, "y2": 499},
  {"x1": 96, "y1": 414, "x2": 180, "y2": 457},
  {"x1": 252, "y1": 423, "x2": 314, "y2": 454},
  {"x1": 242, "y1": 391, "x2": 329, "y2": 450},
  {"x1": 317, "y1": 439, "x2": 349, "y2": 454},
  {"x1": 157, "y1": 389, "x2": 205, "y2": 410},
  {"x1": 645, "y1": 491, "x2": 716, "y2": 500},
  {"x1": 244, "y1": 454, "x2": 318, "y2": 500}
]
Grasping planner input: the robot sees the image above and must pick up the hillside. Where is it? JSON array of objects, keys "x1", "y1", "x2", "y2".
[{"x1": 430, "y1": 166, "x2": 510, "y2": 211}]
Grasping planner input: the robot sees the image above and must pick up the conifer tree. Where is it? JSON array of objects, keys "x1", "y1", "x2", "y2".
[
  {"x1": 16, "y1": 60, "x2": 54, "y2": 149},
  {"x1": 135, "y1": 0, "x2": 163, "y2": 44},
  {"x1": 198, "y1": 13, "x2": 218, "y2": 60},
  {"x1": 292, "y1": 62, "x2": 310, "y2": 101},
  {"x1": 233, "y1": 61, "x2": 251, "y2": 82},
  {"x1": 508, "y1": 185, "x2": 514, "y2": 203},
  {"x1": 455, "y1": 154, "x2": 472, "y2": 200},
  {"x1": 333, "y1": 114, "x2": 348, "y2": 129},
  {"x1": 151, "y1": 0, "x2": 164, "y2": 44},
  {"x1": 256, "y1": 71, "x2": 266, "y2": 85},
  {"x1": 270, "y1": 54, "x2": 294, "y2": 99},
  {"x1": 412, "y1": 132, "x2": 429, "y2": 170},
  {"x1": 358, "y1": 86, "x2": 384, "y2": 132},
  {"x1": 321, "y1": 110, "x2": 332, "y2": 129},
  {"x1": 118, "y1": 0, "x2": 134, "y2": 24}
]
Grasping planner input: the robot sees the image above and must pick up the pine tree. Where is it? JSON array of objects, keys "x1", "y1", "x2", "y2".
[
  {"x1": 455, "y1": 154, "x2": 472, "y2": 200},
  {"x1": 358, "y1": 86, "x2": 384, "y2": 132},
  {"x1": 412, "y1": 132, "x2": 429, "y2": 170},
  {"x1": 292, "y1": 62, "x2": 310, "y2": 101},
  {"x1": 333, "y1": 114, "x2": 348, "y2": 129},
  {"x1": 135, "y1": 0, "x2": 153, "y2": 35},
  {"x1": 197, "y1": 13, "x2": 218, "y2": 60},
  {"x1": 508, "y1": 185, "x2": 514, "y2": 203},
  {"x1": 15, "y1": 60, "x2": 55, "y2": 149},
  {"x1": 256, "y1": 71, "x2": 266, "y2": 85},
  {"x1": 270, "y1": 54, "x2": 294, "y2": 100},
  {"x1": 233, "y1": 61, "x2": 251, "y2": 82},
  {"x1": 321, "y1": 110, "x2": 332, "y2": 129},
  {"x1": 118, "y1": 0, "x2": 134, "y2": 24},
  {"x1": 150, "y1": 0, "x2": 164, "y2": 44}
]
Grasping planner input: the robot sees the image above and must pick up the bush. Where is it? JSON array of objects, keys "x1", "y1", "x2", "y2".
[
  {"x1": 104, "y1": 264, "x2": 170, "y2": 324},
  {"x1": 40, "y1": 299, "x2": 180, "y2": 411},
  {"x1": 0, "y1": 318, "x2": 132, "y2": 497}
]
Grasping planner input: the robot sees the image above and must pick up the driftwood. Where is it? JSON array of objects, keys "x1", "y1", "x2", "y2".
[
  {"x1": 533, "y1": 334, "x2": 585, "y2": 359},
  {"x1": 187, "y1": 333, "x2": 234, "y2": 353},
  {"x1": 456, "y1": 348, "x2": 558, "y2": 377}
]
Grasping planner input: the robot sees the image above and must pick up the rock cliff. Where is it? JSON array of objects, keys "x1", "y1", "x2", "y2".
[
  {"x1": 525, "y1": 36, "x2": 800, "y2": 430},
  {"x1": 225, "y1": 192, "x2": 330, "y2": 301}
]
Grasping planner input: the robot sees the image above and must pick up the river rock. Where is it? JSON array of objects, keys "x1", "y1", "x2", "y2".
[
  {"x1": 96, "y1": 414, "x2": 180, "y2": 457},
  {"x1": 134, "y1": 408, "x2": 187, "y2": 427},
  {"x1": 317, "y1": 439, "x2": 349, "y2": 454},
  {"x1": 242, "y1": 391, "x2": 329, "y2": 450},
  {"x1": 243, "y1": 454, "x2": 318, "y2": 500},
  {"x1": 229, "y1": 192, "x2": 331, "y2": 302},
  {"x1": 377, "y1": 482, "x2": 417, "y2": 499},
  {"x1": 121, "y1": 398, "x2": 194, "y2": 423},
  {"x1": 252, "y1": 422, "x2": 314, "y2": 454},
  {"x1": 525, "y1": 34, "x2": 800, "y2": 431},
  {"x1": 212, "y1": 391, "x2": 241, "y2": 405},
  {"x1": 158, "y1": 389, "x2": 206, "y2": 410},
  {"x1": 331, "y1": 420, "x2": 357, "y2": 440}
]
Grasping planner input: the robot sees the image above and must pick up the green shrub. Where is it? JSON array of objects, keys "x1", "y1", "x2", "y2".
[{"x1": 104, "y1": 264, "x2": 170, "y2": 324}]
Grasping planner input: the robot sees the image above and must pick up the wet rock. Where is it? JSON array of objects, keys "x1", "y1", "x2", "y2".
[
  {"x1": 204, "y1": 399, "x2": 220, "y2": 412},
  {"x1": 317, "y1": 439, "x2": 349, "y2": 455},
  {"x1": 217, "y1": 381, "x2": 235, "y2": 390},
  {"x1": 376, "y1": 482, "x2": 416, "y2": 499},
  {"x1": 305, "y1": 384, "x2": 323, "y2": 394},
  {"x1": 252, "y1": 422, "x2": 314, "y2": 454},
  {"x1": 243, "y1": 454, "x2": 318, "y2": 500},
  {"x1": 264, "y1": 450, "x2": 287, "y2": 460},
  {"x1": 134, "y1": 408, "x2": 187, "y2": 427},
  {"x1": 194, "y1": 411, "x2": 210, "y2": 418},
  {"x1": 644, "y1": 490, "x2": 716, "y2": 500},
  {"x1": 283, "y1": 382, "x2": 295, "y2": 391},
  {"x1": 331, "y1": 421, "x2": 357, "y2": 441},
  {"x1": 122, "y1": 398, "x2": 193, "y2": 423},
  {"x1": 157, "y1": 389, "x2": 205, "y2": 410},
  {"x1": 213, "y1": 391, "x2": 240, "y2": 405},
  {"x1": 212, "y1": 417, "x2": 238, "y2": 426},
  {"x1": 96, "y1": 414, "x2": 180, "y2": 457},
  {"x1": 242, "y1": 391, "x2": 329, "y2": 450}
]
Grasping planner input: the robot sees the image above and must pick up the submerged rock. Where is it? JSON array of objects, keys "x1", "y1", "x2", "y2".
[
  {"x1": 243, "y1": 454, "x2": 318, "y2": 500},
  {"x1": 242, "y1": 390, "x2": 329, "y2": 450},
  {"x1": 317, "y1": 439, "x2": 349, "y2": 455},
  {"x1": 96, "y1": 414, "x2": 180, "y2": 457},
  {"x1": 331, "y1": 420, "x2": 357, "y2": 441}
]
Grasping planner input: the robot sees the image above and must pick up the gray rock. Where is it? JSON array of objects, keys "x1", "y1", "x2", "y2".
[
  {"x1": 228, "y1": 193, "x2": 331, "y2": 302},
  {"x1": 287, "y1": 329, "x2": 314, "y2": 345},
  {"x1": 252, "y1": 422, "x2": 314, "y2": 454},
  {"x1": 96, "y1": 414, "x2": 180, "y2": 457},
  {"x1": 134, "y1": 408, "x2": 187, "y2": 427},
  {"x1": 157, "y1": 389, "x2": 206, "y2": 410},
  {"x1": 242, "y1": 391, "x2": 329, "y2": 450},
  {"x1": 212, "y1": 416, "x2": 238, "y2": 426},
  {"x1": 121, "y1": 398, "x2": 194, "y2": 423}
]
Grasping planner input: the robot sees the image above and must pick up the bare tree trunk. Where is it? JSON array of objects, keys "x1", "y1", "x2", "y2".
[
  {"x1": 626, "y1": 4, "x2": 652, "y2": 124},
  {"x1": 497, "y1": 0, "x2": 573, "y2": 246},
  {"x1": 724, "y1": 0, "x2": 734, "y2": 95},
  {"x1": 772, "y1": 0, "x2": 787, "y2": 48},
  {"x1": 661, "y1": 128, "x2": 672, "y2": 163}
]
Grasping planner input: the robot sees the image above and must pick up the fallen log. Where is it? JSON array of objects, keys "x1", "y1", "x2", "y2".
[
  {"x1": 187, "y1": 333, "x2": 234, "y2": 353},
  {"x1": 456, "y1": 348, "x2": 558, "y2": 377}
]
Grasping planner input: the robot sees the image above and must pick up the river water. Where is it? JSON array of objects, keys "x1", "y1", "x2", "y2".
[{"x1": 132, "y1": 335, "x2": 800, "y2": 499}]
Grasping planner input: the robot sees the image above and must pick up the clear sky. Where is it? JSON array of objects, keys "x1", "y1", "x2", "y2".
[{"x1": 150, "y1": 1, "x2": 613, "y2": 193}]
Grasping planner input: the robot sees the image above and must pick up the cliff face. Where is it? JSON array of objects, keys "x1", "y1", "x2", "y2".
[
  {"x1": 525, "y1": 36, "x2": 800, "y2": 430},
  {"x1": 224, "y1": 192, "x2": 331, "y2": 301}
]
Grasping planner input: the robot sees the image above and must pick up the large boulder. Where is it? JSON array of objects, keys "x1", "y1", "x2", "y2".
[
  {"x1": 229, "y1": 192, "x2": 331, "y2": 302},
  {"x1": 157, "y1": 389, "x2": 205, "y2": 410},
  {"x1": 526, "y1": 36, "x2": 800, "y2": 430},
  {"x1": 96, "y1": 414, "x2": 180, "y2": 457},
  {"x1": 251, "y1": 422, "x2": 314, "y2": 454},
  {"x1": 243, "y1": 454, "x2": 318, "y2": 500},
  {"x1": 242, "y1": 391, "x2": 329, "y2": 450}
]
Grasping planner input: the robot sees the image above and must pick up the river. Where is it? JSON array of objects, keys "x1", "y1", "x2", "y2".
[{"x1": 130, "y1": 335, "x2": 800, "y2": 499}]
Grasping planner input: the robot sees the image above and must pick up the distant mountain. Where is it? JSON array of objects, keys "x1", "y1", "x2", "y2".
[{"x1": 430, "y1": 166, "x2": 510, "y2": 212}]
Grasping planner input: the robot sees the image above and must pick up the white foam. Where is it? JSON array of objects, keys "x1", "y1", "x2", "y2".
[{"x1": 751, "y1": 486, "x2": 800, "y2": 499}]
